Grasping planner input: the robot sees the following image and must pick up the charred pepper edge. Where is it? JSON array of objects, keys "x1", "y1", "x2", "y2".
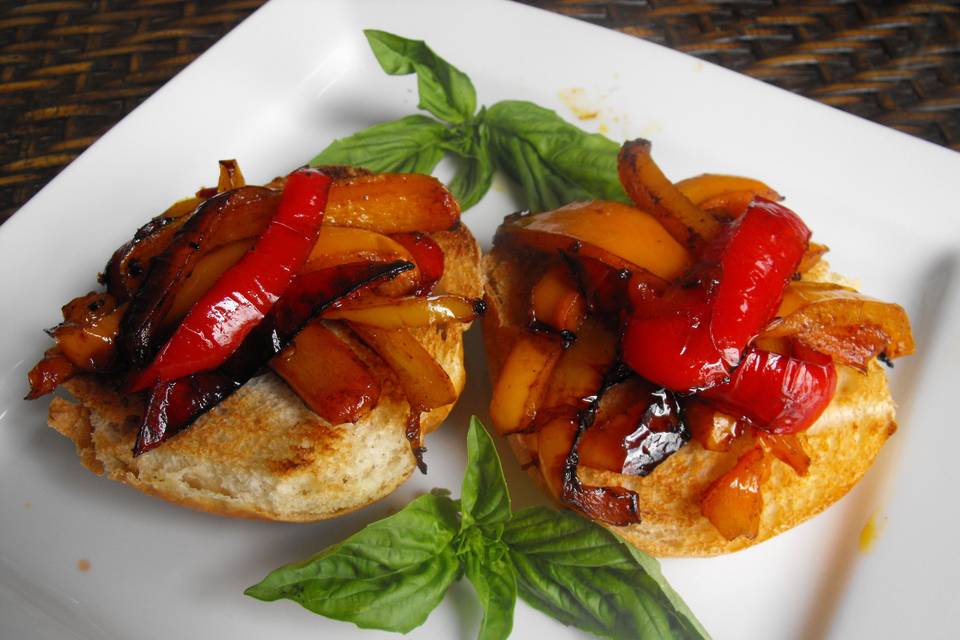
[{"x1": 133, "y1": 260, "x2": 415, "y2": 455}]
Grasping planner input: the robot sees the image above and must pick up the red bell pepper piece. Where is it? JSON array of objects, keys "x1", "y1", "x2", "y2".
[
  {"x1": 118, "y1": 187, "x2": 281, "y2": 369},
  {"x1": 622, "y1": 285, "x2": 730, "y2": 391},
  {"x1": 128, "y1": 168, "x2": 331, "y2": 391},
  {"x1": 708, "y1": 198, "x2": 811, "y2": 364},
  {"x1": 135, "y1": 260, "x2": 414, "y2": 454},
  {"x1": 390, "y1": 232, "x2": 444, "y2": 295},
  {"x1": 700, "y1": 347, "x2": 837, "y2": 434},
  {"x1": 622, "y1": 198, "x2": 811, "y2": 391}
]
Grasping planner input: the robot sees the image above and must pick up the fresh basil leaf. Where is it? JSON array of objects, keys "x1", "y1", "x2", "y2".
[
  {"x1": 364, "y1": 29, "x2": 477, "y2": 124},
  {"x1": 442, "y1": 115, "x2": 494, "y2": 210},
  {"x1": 457, "y1": 418, "x2": 517, "y2": 639},
  {"x1": 449, "y1": 148, "x2": 494, "y2": 211},
  {"x1": 503, "y1": 507, "x2": 709, "y2": 640},
  {"x1": 621, "y1": 544, "x2": 710, "y2": 640},
  {"x1": 245, "y1": 494, "x2": 461, "y2": 634},
  {"x1": 486, "y1": 100, "x2": 629, "y2": 211},
  {"x1": 247, "y1": 414, "x2": 707, "y2": 640},
  {"x1": 463, "y1": 539, "x2": 517, "y2": 640},
  {"x1": 310, "y1": 114, "x2": 449, "y2": 174},
  {"x1": 460, "y1": 416, "x2": 511, "y2": 533}
]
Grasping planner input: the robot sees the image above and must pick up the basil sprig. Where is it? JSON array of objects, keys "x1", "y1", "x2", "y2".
[
  {"x1": 365, "y1": 29, "x2": 477, "y2": 124},
  {"x1": 311, "y1": 30, "x2": 630, "y2": 212},
  {"x1": 244, "y1": 493, "x2": 460, "y2": 633},
  {"x1": 312, "y1": 114, "x2": 450, "y2": 175},
  {"x1": 246, "y1": 418, "x2": 708, "y2": 639}
]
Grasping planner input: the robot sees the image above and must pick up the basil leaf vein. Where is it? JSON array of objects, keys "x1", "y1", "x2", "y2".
[
  {"x1": 485, "y1": 100, "x2": 629, "y2": 211},
  {"x1": 504, "y1": 506, "x2": 709, "y2": 640},
  {"x1": 463, "y1": 540, "x2": 517, "y2": 640},
  {"x1": 460, "y1": 415, "x2": 512, "y2": 533}
]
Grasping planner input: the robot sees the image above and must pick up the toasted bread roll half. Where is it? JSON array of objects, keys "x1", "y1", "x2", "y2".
[
  {"x1": 483, "y1": 239, "x2": 897, "y2": 556},
  {"x1": 48, "y1": 224, "x2": 482, "y2": 521}
]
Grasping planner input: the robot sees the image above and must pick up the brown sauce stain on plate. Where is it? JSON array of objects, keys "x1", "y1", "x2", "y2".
[
  {"x1": 558, "y1": 88, "x2": 630, "y2": 138},
  {"x1": 77, "y1": 559, "x2": 91, "y2": 572},
  {"x1": 558, "y1": 88, "x2": 599, "y2": 121}
]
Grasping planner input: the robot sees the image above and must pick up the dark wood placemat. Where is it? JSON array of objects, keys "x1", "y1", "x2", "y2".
[
  {"x1": 1, "y1": 0, "x2": 957, "y2": 223},
  {"x1": 521, "y1": 0, "x2": 960, "y2": 146}
]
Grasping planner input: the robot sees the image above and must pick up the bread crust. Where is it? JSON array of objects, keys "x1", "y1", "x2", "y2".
[
  {"x1": 48, "y1": 224, "x2": 482, "y2": 521},
  {"x1": 483, "y1": 236, "x2": 897, "y2": 556}
]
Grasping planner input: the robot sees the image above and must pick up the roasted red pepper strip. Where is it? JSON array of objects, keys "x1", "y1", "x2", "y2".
[
  {"x1": 622, "y1": 285, "x2": 728, "y2": 391},
  {"x1": 118, "y1": 186, "x2": 279, "y2": 369},
  {"x1": 128, "y1": 169, "x2": 331, "y2": 391},
  {"x1": 135, "y1": 260, "x2": 414, "y2": 454},
  {"x1": 390, "y1": 232, "x2": 444, "y2": 295},
  {"x1": 139, "y1": 372, "x2": 238, "y2": 454},
  {"x1": 623, "y1": 198, "x2": 811, "y2": 391},
  {"x1": 700, "y1": 347, "x2": 837, "y2": 434},
  {"x1": 708, "y1": 198, "x2": 811, "y2": 363}
]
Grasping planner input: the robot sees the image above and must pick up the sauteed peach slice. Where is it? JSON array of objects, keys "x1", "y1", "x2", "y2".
[
  {"x1": 700, "y1": 446, "x2": 770, "y2": 540},
  {"x1": 530, "y1": 263, "x2": 586, "y2": 334},
  {"x1": 541, "y1": 318, "x2": 617, "y2": 410},
  {"x1": 163, "y1": 238, "x2": 256, "y2": 326},
  {"x1": 324, "y1": 295, "x2": 482, "y2": 328},
  {"x1": 764, "y1": 281, "x2": 915, "y2": 370},
  {"x1": 579, "y1": 411, "x2": 638, "y2": 473},
  {"x1": 61, "y1": 291, "x2": 118, "y2": 325},
  {"x1": 118, "y1": 186, "x2": 280, "y2": 368},
  {"x1": 684, "y1": 400, "x2": 740, "y2": 453},
  {"x1": 349, "y1": 324, "x2": 457, "y2": 411},
  {"x1": 271, "y1": 322, "x2": 380, "y2": 424},
  {"x1": 306, "y1": 226, "x2": 420, "y2": 296},
  {"x1": 760, "y1": 432, "x2": 810, "y2": 476},
  {"x1": 676, "y1": 174, "x2": 781, "y2": 220},
  {"x1": 499, "y1": 200, "x2": 692, "y2": 279},
  {"x1": 537, "y1": 415, "x2": 578, "y2": 500},
  {"x1": 51, "y1": 305, "x2": 125, "y2": 371},
  {"x1": 618, "y1": 139, "x2": 722, "y2": 252},
  {"x1": 798, "y1": 242, "x2": 829, "y2": 273},
  {"x1": 26, "y1": 348, "x2": 78, "y2": 399},
  {"x1": 326, "y1": 173, "x2": 460, "y2": 233},
  {"x1": 104, "y1": 196, "x2": 204, "y2": 302},
  {"x1": 28, "y1": 292, "x2": 123, "y2": 395},
  {"x1": 489, "y1": 333, "x2": 564, "y2": 435},
  {"x1": 306, "y1": 226, "x2": 413, "y2": 268},
  {"x1": 215, "y1": 158, "x2": 246, "y2": 192}
]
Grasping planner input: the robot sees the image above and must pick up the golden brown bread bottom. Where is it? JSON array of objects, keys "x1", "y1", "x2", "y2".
[
  {"x1": 47, "y1": 224, "x2": 483, "y2": 521},
  {"x1": 482, "y1": 239, "x2": 897, "y2": 556}
]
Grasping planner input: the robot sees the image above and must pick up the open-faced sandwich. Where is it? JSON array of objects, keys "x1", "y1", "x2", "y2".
[
  {"x1": 483, "y1": 139, "x2": 914, "y2": 556},
  {"x1": 28, "y1": 161, "x2": 482, "y2": 521}
]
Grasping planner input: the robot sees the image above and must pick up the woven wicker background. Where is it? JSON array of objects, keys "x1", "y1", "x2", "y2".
[{"x1": 1, "y1": 0, "x2": 958, "y2": 223}]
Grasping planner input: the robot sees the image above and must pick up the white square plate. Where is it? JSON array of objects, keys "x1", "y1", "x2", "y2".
[{"x1": 1, "y1": 1, "x2": 957, "y2": 638}]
